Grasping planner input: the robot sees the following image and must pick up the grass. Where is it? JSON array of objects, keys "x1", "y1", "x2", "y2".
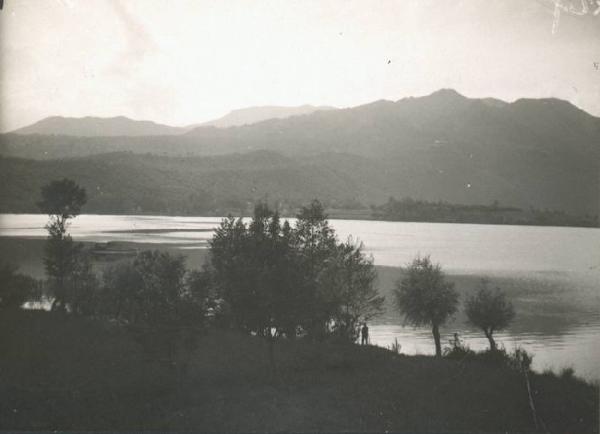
[{"x1": 0, "y1": 309, "x2": 597, "y2": 432}]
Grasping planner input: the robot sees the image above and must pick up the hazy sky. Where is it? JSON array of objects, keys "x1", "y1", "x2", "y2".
[{"x1": 1, "y1": 0, "x2": 599, "y2": 131}]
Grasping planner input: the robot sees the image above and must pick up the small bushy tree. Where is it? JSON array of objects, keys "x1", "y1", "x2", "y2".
[
  {"x1": 293, "y1": 200, "x2": 338, "y2": 339},
  {"x1": 394, "y1": 256, "x2": 458, "y2": 357},
  {"x1": 38, "y1": 178, "x2": 88, "y2": 311},
  {"x1": 100, "y1": 261, "x2": 143, "y2": 321},
  {"x1": 317, "y1": 239, "x2": 384, "y2": 341},
  {"x1": 67, "y1": 252, "x2": 100, "y2": 316},
  {"x1": 37, "y1": 178, "x2": 88, "y2": 225},
  {"x1": 100, "y1": 251, "x2": 210, "y2": 327},
  {"x1": 209, "y1": 204, "x2": 302, "y2": 338},
  {"x1": 465, "y1": 279, "x2": 515, "y2": 351},
  {"x1": 133, "y1": 250, "x2": 187, "y2": 325}
]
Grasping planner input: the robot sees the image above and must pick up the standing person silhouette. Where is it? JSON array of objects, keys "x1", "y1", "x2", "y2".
[{"x1": 361, "y1": 322, "x2": 369, "y2": 345}]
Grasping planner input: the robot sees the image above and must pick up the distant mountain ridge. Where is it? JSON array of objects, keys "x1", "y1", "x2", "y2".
[
  {"x1": 2, "y1": 90, "x2": 598, "y2": 216},
  {"x1": 190, "y1": 105, "x2": 337, "y2": 129},
  {"x1": 10, "y1": 105, "x2": 337, "y2": 137},
  {"x1": 11, "y1": 116, "x2": 185, "y2": 137}
]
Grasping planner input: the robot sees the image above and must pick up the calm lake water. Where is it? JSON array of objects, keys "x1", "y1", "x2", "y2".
[{"x1": 1, "y1": 214, "x2": 599, "y2": 380}]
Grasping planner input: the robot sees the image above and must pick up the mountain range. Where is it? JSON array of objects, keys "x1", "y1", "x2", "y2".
[
  {"x1": 1, "y1": 89, "x2": 598, "y2": 217},
  {"x1": 9, "y1": 105, "x2": 335, "y2": 137}
]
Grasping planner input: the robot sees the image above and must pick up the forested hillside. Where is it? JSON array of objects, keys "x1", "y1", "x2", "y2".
[{"x1": 2, "y1": 90, "x2": 598, "y2": 216}]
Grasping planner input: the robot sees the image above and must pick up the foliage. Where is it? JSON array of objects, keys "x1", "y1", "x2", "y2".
[
  {"x1": 507, "y1": 347, "x2": 533, "y2": 372},
  {"x1": 37, "y1": 178, "x2": 87, "y2": 222},
  {"x1": 99, "y1": 261, "x2": 142, "y2": 321},
  {"x1": 293, "y1": 200, "x2": 341, "y2": 338},
  {"x1": 181, "y1": 268, "x2": 213, "y2": 327},
  {"x1": 316, "y1": 239, "x2": 384, "y2": 341},
  {"x1": 209, "y1": 205, "x2": 303, "y2": 338},
  {"x1": 66, "y1": 252, "x2": 99, "y2": 316},
  {"x1": 131, "y1": 250, "x2": 187, "y2": 325},
  {"x1": 38, "y1": 178, "x2": 90, "y2": 311},
  {"x1": 3, "y1": 151, "x2": 597, "y2": 227},
  {"x1": 372, "y1": 196, "x2": 598, "y2": 228},
  {"x1": 388, "y1": 337, "x2": 401, "y2": 354},
  {"x1": 42, "y1": 226, "x2": 80, "y2": 309},
  {"x1": 99, "y1": 251, "x2": 211, "y2": 327},
  {"x1": 469, "y1": 346, "x2": 533, "y2": 372},
  {"x1": 443, "y1": 333, "x2": 474, "y2": 359},
  {"x1": 394, "y1": 256, "x2": 459, "y2": 357},
  {"x1": 209, "y1": 200, "x2": 384, "y2": 343},
  {"x1": 465, "y1": 280, "x2": 516, "y2": 351},
  {"x1": 0, "y1": 262, "x2": 39, "y2": 309}
]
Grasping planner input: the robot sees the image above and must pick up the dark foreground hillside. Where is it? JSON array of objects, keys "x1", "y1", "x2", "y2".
[{"x1": 1, "y1": 310, "x2": 597, "y2": 432}]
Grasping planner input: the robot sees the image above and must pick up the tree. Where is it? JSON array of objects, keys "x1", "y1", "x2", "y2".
[
  {"x1": 98, "y1": 250, "x2": 212, "y2": 327},
  {"x1": 208, "y1": 204, "x2": 304, "y2": 372},
  {"x1": 67, "y1": 252, "x2": 100, "y2": 316},
  {"x1": 209, "y1": 204, "x2": 302, "y2": 339},
  {"x1": 133, "y1": 250, "x2": 187, "y2": 325},
  {"x1": 0, "y1": 262, "x2": 38, "y2": 309},
  {"x1": 316, "y1": 239, "x2": 384, "y2": 341},
  {"x1": 38, "y1": 178, "x2": 88, "y2": 311},
  {"x1": 37, "y1": 178, "x2": 88, "y2": 230},
  {"x1": 209, "y1": 199, "x2": 386, "y2": 346},
  {"x1": 465, "y1": 280, "x2": 516, "y2": 351},
  {"x1": 293, "y1": 200, "x2": 338, "y2": 339},
  {"x1": 394, "y1": 256, "x2": 458, "y2": 357},
  {"x1": 100, "y1": 261, "x2": 143, "y2": 322}
]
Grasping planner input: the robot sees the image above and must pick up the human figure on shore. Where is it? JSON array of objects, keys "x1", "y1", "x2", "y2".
[{"x1": 361, "y1": 322, "x2": 369, "y2": 345}]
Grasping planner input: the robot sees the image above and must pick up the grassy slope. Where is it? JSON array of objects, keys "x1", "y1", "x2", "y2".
[{"x1": 0, "y1": 310, "x2": 597, "y2": 432}]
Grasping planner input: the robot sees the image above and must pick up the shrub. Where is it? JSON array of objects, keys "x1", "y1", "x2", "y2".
[
  {"x1": 394, "y1": 256, "x2": 459, "y2": 357},
  {"x1": 559, "y1": 367, "x2": 575, "y2": 380},
  {"x1": 465, "y1": 279, "x2": 515, "y2": 351},
  {"x1": 443, "y1": 333, "x2": 474, "y2": 359},
  {"x1": 388, "y1": 337, "x2": 402, "y2": 354}
]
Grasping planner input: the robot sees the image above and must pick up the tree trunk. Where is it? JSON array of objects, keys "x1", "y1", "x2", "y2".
[
  {"x1": 432, "y1": 323, "x2": 442, "y2": 357},
  {"x1": 484, "y1": 329, "x2": 497, "y2": 351}
]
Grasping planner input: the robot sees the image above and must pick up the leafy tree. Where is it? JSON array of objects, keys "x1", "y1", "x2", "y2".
[
  {"x1": 98, "y1": 251, "x2": 208, "y2": 378},
  {"x1": 180, "y1": 268, "x2": 213, "y2": 327},
  {"x1": 209, "y1": 215, "x2": 254, "y2": 331},
  {"x1": 209, "y1": 204, "x2": 302, "y2": 372},
  {"x1": 67, "y1": 252, "x2": 100, "y2": 316},
  {"x1": 133, "y1": 250, "x2": 187, "y2": 325},
  {"x1": 465, "y1": 280, "x2": 516, "y2": 351},
  {"x1": 100, "y1": 262, "x2": 143, "y2": 321},
  {"x1": 37, "y1": 178, "x2": 87, "y2": 223},
  {"x1": 293, "y1": 200, "x2": 338, "y2": 339},
  {"x1": 316, "y1": 239, "x2": 384, "y2": 341},
  {"x1": 38, "y1": 179, "x2": 88, "y2": 311},
  {"x1": 100, "y1": 251, "x2": 195, "y2": 325},
  {"x1": 0, "y1": 262, "x2": 38, "y2": 309},
  {"x1": 209, "y1": 199, "x2": 385, "y2": 347},
  {"x1": 394, "y1": 256, "x2": 458, "y2": 357},
  {"x1": 209, "y1": 204, "x2": 302, "y2": 339}
]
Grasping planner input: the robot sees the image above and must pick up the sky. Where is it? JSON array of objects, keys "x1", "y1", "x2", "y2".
[{"x1": 1, "y1": 0, "x2": 600, "y2": 132}]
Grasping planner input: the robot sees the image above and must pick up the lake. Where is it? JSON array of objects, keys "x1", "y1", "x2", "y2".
[{"x1": 1, "y1": 213, "x2": 599, "y2": 380}]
